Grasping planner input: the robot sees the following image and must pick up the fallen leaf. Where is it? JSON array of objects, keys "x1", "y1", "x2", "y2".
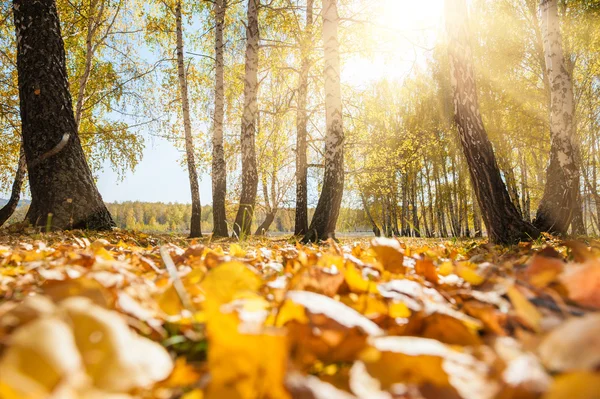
[
  {"x1": 371, "y1": 238, "x2": 405, "y2": 273},
  {"x1": 538, "y1": 313, "x2": 600, "y2": 372}
]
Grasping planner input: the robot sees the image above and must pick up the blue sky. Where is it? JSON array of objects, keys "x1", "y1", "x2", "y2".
[{"x1": 96, "y1": 136, "x2": 212, "y2": 205}]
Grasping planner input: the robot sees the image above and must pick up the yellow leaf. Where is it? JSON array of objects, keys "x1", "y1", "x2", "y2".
[
  {"x1": 370, "y1": 238, "x2": 405, "y2": 273},
  {"x1": 182, "y1": 389, "x2": 204, "y2": 399},
  {"x1": 344, "y1": 262, "x2": 378, "y2": 294},
  {"x1": 162, "y1": 357, "x2": 201, "y2": 388},
  {"x1": 457, "y1": 262, "x2": 485, "y2": 285},
  {"x1": 229, "y1": 243, "x2": 246, "y2": 258},
  {"x1": 389, "y1": 300, "x2": 411, "y2": 319},
  {"x1": 272, "y1": 299, "x2": 308, "y2": 327},
  {"x1": 437, "y1": 261, "x2": 454, "y2": 276},
  {"x1": 201, "y1": 261, "x2": 262, "y2": 308},
  {"x1": 507, "y1": 285, "x2": 542, "y2": 332},
  {"x1": 543, "y1": 372, "x2": 600, "y2": 399}
]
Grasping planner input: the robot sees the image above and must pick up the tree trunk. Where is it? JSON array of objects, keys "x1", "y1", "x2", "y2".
[
  {"x1": 74, "y1": 0, "x2": 104, "y2": 129},
  {"x1": 534, "y1": 0, "x2": 580, "y2": 235},
  {"x1": 303, "y1": 0, "x2": 344, "y2": 242},
  {"x1": 391, "y1": 192, "x2": 400, "y2": 236},
  {"x1": 233, "y1": 0, "x2": 259, "y2": 239},
  {"x1": 255, "y1": 212, "x2": 275, "y2": 236},
  {"x1": 445, "y1": 0, "x2": 538, "y2": 244},
  {"x1": 14, "y1": 0, "x2": 114, "y2": 230},
  {"x1": 294, "y1": 0, "x2": 313, "y2": 236},
  {"x1": 411, "y1": 174, "x2": 420, "y2": 237},
  {"x1": 434, "y1": 163, "x2": 448, "y2": 237},
  {"x1": 472, "y1": 189, "x2": 482, "y2": 237},
  {"x1": 175, "y1": 0, "x2": 202, "y2": 238},
  {"x1": 519, "y1": 149, "x2": 531, "y2": 222},
  {"x1": 360, "y1": 192, "x2": 380, "y2": 237},
  {"x1": 0, "y1": 145, "x2": 26, "y2": 227},
  {"x1": 211, "y1": 0, "x2": 229, "y2": 238},
  {"x1": 424, "y1": 162, "x2": 436, "y2": 236}
]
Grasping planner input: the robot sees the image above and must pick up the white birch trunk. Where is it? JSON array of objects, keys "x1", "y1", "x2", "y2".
[
  {"x1": 534, "y1": 0, "x2": 580, "y2": 234},
  {"x1": 233, "y1": 0, "x2": 259, "y2": 239},
  {"x1": 175, "y1": 0, "x2": 202, "y2": 237},
  {"x1": 303, "y1": 0, "x2": 344, "y2": 242},
  {"x1": 211, "y1": 0, "x2": 228, "y2": 237}
]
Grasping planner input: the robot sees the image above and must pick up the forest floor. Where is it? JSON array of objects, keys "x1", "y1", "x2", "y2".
[{"x1": 0, "y1": 229, "x2": 599, "y2": 399}]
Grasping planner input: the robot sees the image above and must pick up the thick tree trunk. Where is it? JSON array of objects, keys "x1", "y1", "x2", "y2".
[
  {"x1": 294, "y1": 0, "x2": 313, "y2": 236},
  {"x1": 13, "y1": 0, "x2": 114, "y2": 230},
  {"x1": 534, "y1": 0, "x2": 580, "y2": 235},
  {"x1": 211, "y1": 0, "x2": 229, "y2": 238},
  {"x1": 233, "y1": 0, "x2": 259, "y2": 239},
  {"x1": 445, "y1": 0, "x2": 538, "y2": 244},
  {"x1": 303, "y1": 0, "x2": 344, "y2": 242},
  {"x1": 0, "y1": 146, "x2": 26, "y2": 227},
  {"x1": 175, "y1": 0, "x2": 202, "y2": 238}
]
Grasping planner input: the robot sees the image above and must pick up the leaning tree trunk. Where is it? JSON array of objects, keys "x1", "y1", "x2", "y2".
[
  {"x1": 175, "y1": 0, "x2": 202, "y2": 238},
  {"x1": 294, "y1": 0, "x2": 314, "y2": 236},
  {"x1": 533, "y1": 0, "x2": 580, "y2": 235},
  {"x1": 360, "y1": 192, "x2": 380, "y2": 237},
  {"x1": 211, "y1": 0, "x2": 229, "y2": 238},
  {"x1": 255, "y1": 212, "x2": 275, "y2": 236},
  {"x1": 0, "y1": 145, "x2": 26, "y2": 227},
  {"x1": 233, "y1": 0, "x2": 259, "y2": 239},
  {"x1": 445, "y1": 0, "x2": 538, "y2": 244},
  {"x1": 13, "y1": 0, "x2": 114, "y2": 230},
  {"x1": 302, "y1": 0, "x2": 344, "y2": 242}
]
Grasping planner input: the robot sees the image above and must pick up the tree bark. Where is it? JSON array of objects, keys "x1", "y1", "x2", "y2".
[
  {"x1": 360, "y1": 192, "x2": 380, "y2": 236},
  {"x1": 233, "y1": 0, "x2": 259, "y2": 239},
  {"x1": 74, "y1": 0, "x2": 104, "y2": 129},
  {"x1": 255, "y1": 212, "x2": 275, "y2": 236},
  {"x1": 0, "y1": 145, "x2": 26, "y2": 227},
  {"x1": 212, "y1": 0, "x2": 229, "y2": 238},
  {"x1": 534, "y1": 0, "x2": 580, "y2": 235},
  {"x1": 13, "y1": 0, "x2": 114, "y2": 230},
  {"x1": 303, "y1": 0, "x2": 344, "y2": 242},
  {"x1": 175, "y1": 0, "x2": 202, "y2": 238},
  {"x1": 445, "y1": 0, "x2": 538, "y2": 244},
  {"x1": 294, "y1": 0, "x2": 314, "y2": 236}
]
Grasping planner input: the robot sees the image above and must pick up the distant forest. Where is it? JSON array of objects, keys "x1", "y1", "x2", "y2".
[{"x1": 2, "y1": 200, "x2": 373, "y2": 234}]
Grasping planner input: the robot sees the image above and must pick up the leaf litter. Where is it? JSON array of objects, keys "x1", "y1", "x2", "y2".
[{"x1": 0, "y1": 231, "x2": 599, "y2": 398}]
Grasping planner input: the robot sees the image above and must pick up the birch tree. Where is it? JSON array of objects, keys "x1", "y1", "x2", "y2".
[
  {"x1": 233, "y1": 0, "x2": 260, "y2": 239},
  {"x1": 294, "y1": 0, "x2": 314, "y2": 236},
  {"x1": 13, "y1": 0, "x2": 114, "y2": 230},
  {"x1": 211, "y1": 0, "x2": 229, "y2": 238},
  {"x1": 303, "y1": 0, "x2": 344, "y2": 242},
  {"x1": 445, "y1": 0, "x2": 538, "y2": 244},
  {"x1": 533, "y1": 0, "x2": 580, "y2": 235},
  {"x1": 175, "y1": 0, "x2": 203, "y2": 237}
]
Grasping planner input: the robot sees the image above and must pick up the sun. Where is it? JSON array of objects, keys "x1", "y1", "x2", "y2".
[{"x1": 342, "y1": 0, "x2": 445, "y2": 87}]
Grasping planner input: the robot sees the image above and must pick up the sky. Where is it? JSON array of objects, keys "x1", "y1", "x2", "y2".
[
  {"x1": 94, "y1": 0, "x2": 445, "y2": 205},
  {"x1": 96, "y1": 137, "x2": 212, "y2": 204}
]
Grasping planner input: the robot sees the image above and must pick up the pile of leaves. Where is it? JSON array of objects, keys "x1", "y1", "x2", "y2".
[{"x1": 0, "y1": 231, "x2": 599, "y2": 399}]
